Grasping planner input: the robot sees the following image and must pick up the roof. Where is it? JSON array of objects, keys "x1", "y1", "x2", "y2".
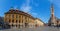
[
  {"x1": 48, "y1": 16, "x2": 60, "y2": 23},
  {"x1": 35, "y1": 18, "x2": 45, "y2": 24},
  {"x1": 56, "y1": 18, "x2": 60, "y2": 21},
  {"x1": 5, "y1": 9, "x2": 35, "y2": 19}
]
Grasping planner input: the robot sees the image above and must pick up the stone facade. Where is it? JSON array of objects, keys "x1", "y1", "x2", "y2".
[
  {"x1": 4, "y1": 8, "x2": 35, "y2": 28},
  {"x1": 35, "y1": 18, "x2": 44, "y2": 27},
  {"x1": 48, "y1": 4, "x2": 60, "y2": 26}
]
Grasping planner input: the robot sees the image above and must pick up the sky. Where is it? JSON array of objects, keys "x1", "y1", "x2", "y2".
[{"x1": 0, "y1": 0, "x2": 60, "y2": 23}]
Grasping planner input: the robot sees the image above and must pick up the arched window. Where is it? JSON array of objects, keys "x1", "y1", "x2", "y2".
[
  {"x1": 12, "y1": 20, "x2": 14, "y2": 23},
  {"x1": 22, "y1": 20, "x2": 23, "y2": 23},
  {"x1": 9, "y1": 19, "x2": 11, "y2": 23},
  {"x1": 16, "y1": 25, "x2": 17, "y2": 27},
  {"x1": 16, "y1": 15, "x2": 19, "y2": 19},
  {"x1": 19, "y1": 21, "x2": 20, "y2": 23},
  {"x1": 16, "y1": 20, "x2": 18, "y2": 23},
  {"x1": 12, "y1": 14, "x2": 14, "y2": 18},
  {"x1": 25, "y1": 23, "x2": 28, "y2": 27}
]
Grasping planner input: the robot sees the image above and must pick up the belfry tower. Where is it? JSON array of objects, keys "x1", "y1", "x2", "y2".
[{"x1": 48, "y1": 4, "x2": 57, "y2": 26}]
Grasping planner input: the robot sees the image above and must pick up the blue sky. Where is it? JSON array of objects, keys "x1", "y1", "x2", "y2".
[{"x1": 0, "y1": 0, "x2": 60, "y2": 23}]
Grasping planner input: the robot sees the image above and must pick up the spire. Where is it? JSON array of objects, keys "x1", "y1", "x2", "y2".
[
  {"x1": 51, "y1": 3, "x2": 54, "y2": 19},
  {"x1": 51, "y1": 3, "x2": 54, "y2": 15},
  {"x1": 48, "y1": 3, "x2": 56, "y2": 26},
  {"x1": 50, "y1": 3, "x2": 56, "y2": 26}
]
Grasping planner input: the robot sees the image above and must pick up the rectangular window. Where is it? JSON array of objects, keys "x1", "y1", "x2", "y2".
[
  {"x1": 12, "y1": 14, "x2": 14, "y2": 18},
  {"x1": 16, "y1": 15, "x2": 19, "y2": 19}
]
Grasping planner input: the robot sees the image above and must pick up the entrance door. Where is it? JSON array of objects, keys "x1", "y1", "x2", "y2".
[{"x1": 25, "y1": 23, "x2": 28, "y2": 27}]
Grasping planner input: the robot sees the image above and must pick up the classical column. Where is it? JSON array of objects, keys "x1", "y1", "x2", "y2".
[
  {"x1": 10, "y1": 14, "x2": 11, "y2": 23},
  {"x1": 23, "y1": 16, "x2": 25, "y2": 27},
  {"x1": 21, "y1": 15, "x2": 22, "y2": 23},
  {"x1": 17, "y1": 15, "x2": 19, "y2": 28},
  {"x1": 21, "y1": 15, "x2": 23, "y2": 28},
  {"x1": 17, "y1": 14, "x2": 19, "y2": 28},
  {"x1": 14, "y1": 14, "x2": 16, "y2": 28}
]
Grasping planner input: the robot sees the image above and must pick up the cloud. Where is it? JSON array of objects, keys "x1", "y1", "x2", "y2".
[
  {"x1": 20, "y1": 0, "x2": 31, "y2": 12},
  {"x1": 20, "y1": 0, "x2": 39, "y2": 12},
  {"x1": 20, "y1": 4, "x2": 31, "y2": 12},
  {"x1": 29, "y1": 12, "x2": 38, "y2": 17},
  {"x1": 20, "y1": 0, "x2": 38, "y2": 17}
]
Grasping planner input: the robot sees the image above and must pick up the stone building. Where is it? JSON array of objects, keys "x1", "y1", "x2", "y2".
[
  {"x1": 4, "y1": 8, "x2": 35, "y2": 28},
  {"x1": 48, "y1": 4, "x2": 60, "y2": 26},
  {"x1": 35, "y1": 18, "x2": 44, "y2": 27}
]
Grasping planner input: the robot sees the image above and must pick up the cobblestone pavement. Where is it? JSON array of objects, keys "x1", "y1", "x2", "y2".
[{"x1": 0, "y1": 26, "x2": 60, "y2": 31}]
